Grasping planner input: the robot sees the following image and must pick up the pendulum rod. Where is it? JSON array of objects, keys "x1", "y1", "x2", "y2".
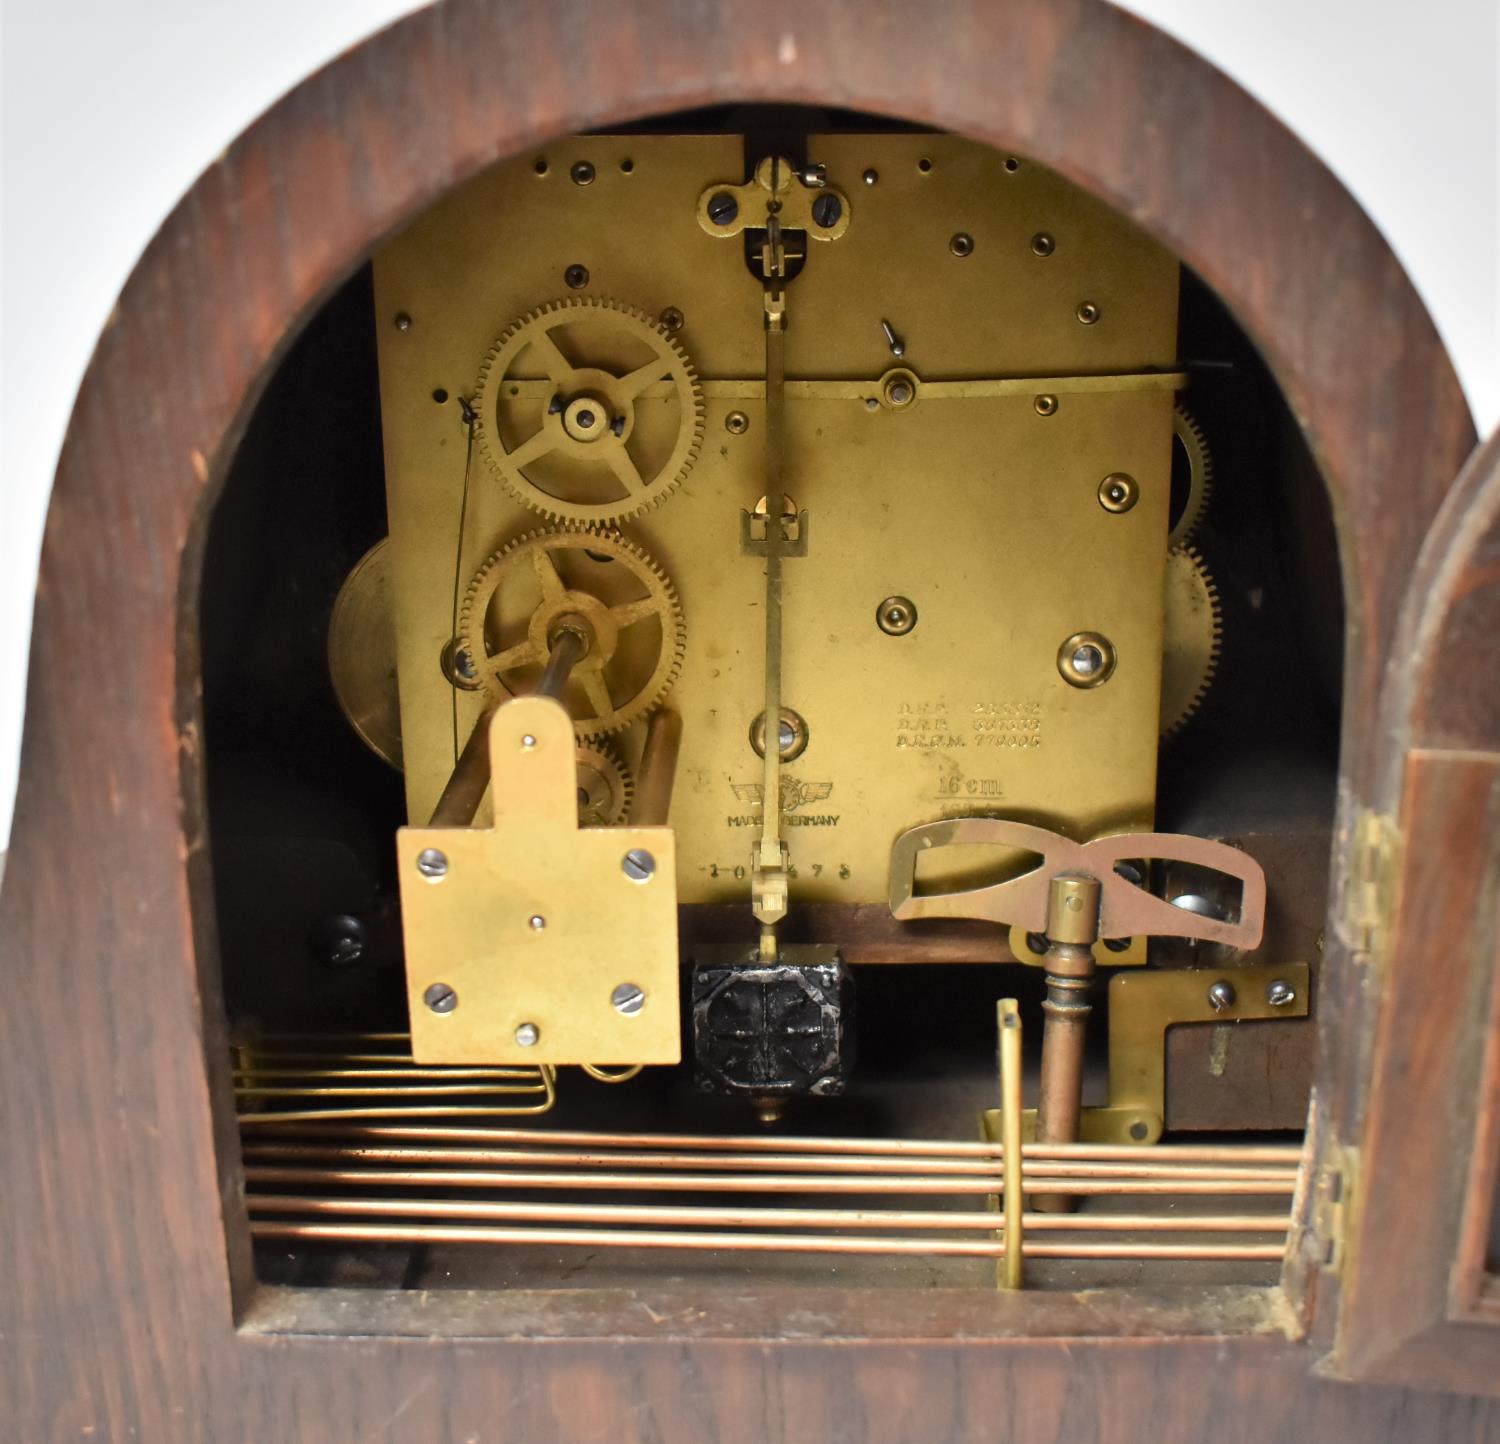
[{"x1": 751, "y1": 175, "x2": 792, "y2": 962}]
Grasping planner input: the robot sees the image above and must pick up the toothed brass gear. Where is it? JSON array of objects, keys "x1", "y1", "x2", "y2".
[
  {"x1": 460, "y1": 528, "x2": 684, "y2": 737},
  {"x1": 1170, "y1": 404, "x2": 1214, "y2": 546},
  {"x1": 575, "y1": 742, "x2": 634, "y2": 827},
  {"x1": 473, "y1": 297, "x2": 705, "y2": 525},
  {"x1": 1161, "y1": 543, "x2": 1221, "y2": 738}
]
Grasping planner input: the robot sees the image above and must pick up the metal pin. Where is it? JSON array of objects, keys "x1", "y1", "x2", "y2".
[{"x1": 880, "y1": 320, "x2": 905, "y2": 359}]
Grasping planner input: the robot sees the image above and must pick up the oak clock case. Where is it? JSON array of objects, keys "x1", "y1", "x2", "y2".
[{"x1": 205, "y1": 124, "x2": 1334, "y2": 1297}]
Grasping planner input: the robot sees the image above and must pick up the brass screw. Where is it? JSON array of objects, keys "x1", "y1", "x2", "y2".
[
  {"x1": 1098, "y1": 473, "x2": 1139, "y2": 513},
  {"x1": 570, "y1": 160, "x2": 595, "y2": 186},
  {"x1": 1034, "y1": 394, "x2": 1058, "y2": 416},
  {"x1": 1077, "y1": 301, "x2": 1101, "y2": 325},
  {"x1": 423, "y1": 982, "x2": 457, "y2": 1014},
  {"x1": 949, "y1": 232, "x2": 975, "y2": 258},
  {"x1": 876, "y1": 596, "x2": 918, "y2": 636},
  {"x1": 1058, "y1": 632, "x2": 1116, "y2": 688},
  {"x1": 660, "y1": 306, "x2": 684, "y2": 332},
  {"x1": 1031, "y1": 232, "x2": 1055, "y2": 257},
  {"x1": 725, "y1": 411, "x2": 749, "y2": 435}
]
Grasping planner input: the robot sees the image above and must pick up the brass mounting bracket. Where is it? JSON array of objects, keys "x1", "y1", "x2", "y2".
[
  {"x1": 697, "y1": 155, "x2": 852, "y2": 241},
  {"x1": 981, "y1": 961, "x2": 1310, "y2": 1146},
  {"x1": 398, "y1": 696, "x2": 681, "y2": 1067}
]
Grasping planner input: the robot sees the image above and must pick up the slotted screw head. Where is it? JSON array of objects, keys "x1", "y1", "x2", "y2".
[
  {"x1": 416, "y1": 848, "x2": 448, "y2": 879},
  {"x1": 1267, "y1": 979, "x2": 1296, "y2": 1007},
  {"x1": 424, "y1": 982, "x2": 458, "y2": 1014},
  {"x1": 622, "y1": 848, "x2": 656, "y2": 882},
  {"x1": 611, "y1": 982, "x2": 646, "y2": 1016},
  {"x1": 1207, "y1": 980, "x2": 1237, "y2": 1012}
]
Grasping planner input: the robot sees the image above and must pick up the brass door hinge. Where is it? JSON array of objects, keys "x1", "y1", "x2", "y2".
[
  {"x1": 1313, "y1": 1142, "x2": 1358, "y2": 1274},
  {"x1": 1342, "y1": 809, "x2": 1400, "y2": 962}
]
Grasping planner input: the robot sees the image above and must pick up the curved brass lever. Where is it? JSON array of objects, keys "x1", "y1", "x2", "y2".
[{"x1": 888, "y1": 817, "x2": 1265, "y2": 951}]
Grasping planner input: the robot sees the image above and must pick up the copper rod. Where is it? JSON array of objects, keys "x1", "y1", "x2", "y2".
[
  {"x1": 428, "y1": 703, "x2": 500, "y2": 827},
  {"x1": 251, "y1": 1219, "x2": 1285, "y2": 1261},
  {"x1": 534, "y1": 625, "x2": 588, "y2": 701},
  {"x1": 240, "y1": 1122, "x2": 1302, "y2": 1164},
  {"x1": 236, "y1": 1104, "x2": 555, "y2": 1124},
  {"x1": 234, "y1": 1084, "x2": 546, "y2": 1099},
  {"x1": 235, "y1": 1067, "x2": 542, "y2": 1080},
  {"x1": 246, "y1": 1193, "x2": 1288, "y2": 1233},
  {"x1": 629, "y1": 708, "x2": 681, "y2": 826},
  {"x1": 243, "y1": 1165, "x2": 1295, "y2": 1195},
  {"x1": 238, "y1": 1141, "x2": 1296, "y2": 1181}
]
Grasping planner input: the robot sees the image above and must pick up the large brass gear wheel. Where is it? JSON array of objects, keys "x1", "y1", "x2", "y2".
[
  {"x1": 459, "y1": 528, "x2": 685, "y2": 737},
  {"x1": 575, "y1": 742, "x2": 634, "y2": 827},
  {"x1": 1169, "y1": 404, "x2": 1214, "y2": 546},
  {"x1": 473, "y1": 297, "x2": 704, "y2": 525},
  {"x1": 1160, "y1": 543, "x2": 1222, "y2": 738}
]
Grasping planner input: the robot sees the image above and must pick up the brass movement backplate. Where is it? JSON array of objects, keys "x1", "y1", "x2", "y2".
[
  {"x1": 397, "y1": 697, "x2": 680, "y2": 1066},
  {"x1": 375, "y1": 134, "x2": 1179, "y2": 910}
]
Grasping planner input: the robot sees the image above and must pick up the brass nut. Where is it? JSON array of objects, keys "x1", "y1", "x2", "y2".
[
  {"x1": 725, "y1": 411, "x2": 750, "y2": 435},
  {"x1": 1058, "y1": 632, "x2": 1116, "y2": 688},
  {"x1": 1098, "y1": 473, "x2": 1139, "y2": 513},
  {"x1": 881, "y1": 370, "x2": 918, "y2": 409},
  {"x1": 876, "y1": 596, "x2": 918, "y2": 636},
  {"x1": 1034, "y1": 394, "x2": 1058, "y2": 416}
]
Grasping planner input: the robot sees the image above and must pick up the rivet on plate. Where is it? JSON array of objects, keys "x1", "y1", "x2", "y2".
[
  {"x1": 570, "y1": 160, "x2": 595, "y2": 186},
  {"x1": 726, "y1": 411, "x2": 749, "y2": 435},
  {"x1": 1077, "y1": 301, "x2": 1101, "y2": 325},
  {"x1": 1031, "y1": 233, "x2": 1055, "y2": 257},
  {"x1": 949, "y1": 232, "x2": 974, "y2": 258},
  {"x1": 1058, "y1": 632, "x2": 1116, "y2": 688},
  {"x1": 514, "y1": 1022, "x2": 540, "y2": 1046},
  {"x1": 1098, "y1": 473, "x2": 1139, "y2": 514},
  {"x1": 1034, "y1": 394, "x2": 1058, "y2": 416},
  {"x1": 877, "y1": 596, "x2": 918, "y2": 636}
]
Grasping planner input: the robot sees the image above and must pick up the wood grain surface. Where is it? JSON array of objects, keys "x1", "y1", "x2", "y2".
[{"x1": 1, "y1": 0, "x2": 1488, "y2": 1438}]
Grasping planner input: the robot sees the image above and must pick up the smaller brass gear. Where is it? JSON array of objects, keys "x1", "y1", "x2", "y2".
[
  {"x1": 1170, "y1": 404, "x2": 1214, "y2": 546},
  {"x1": 1161, "y1": 543, "x2": 1222, "y2": 738},
  {"x1": 474, "y1": 297, "x2": 705, "y2": 525},
  {"x1": 459, "y1": 528, "x2": 685, "y2": 737},
  {"x1": 575, "y1": 742, "x2": 634, "y2": 826}
]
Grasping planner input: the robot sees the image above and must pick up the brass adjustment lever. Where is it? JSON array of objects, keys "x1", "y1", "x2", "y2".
[{"x1": 889, "y1": 819, "x2": 1267, "y2": 1189}]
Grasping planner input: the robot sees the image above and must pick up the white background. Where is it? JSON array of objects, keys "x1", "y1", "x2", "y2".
[{"x1": 1, "y1": 1, "x2": 1496, "y2": 850}]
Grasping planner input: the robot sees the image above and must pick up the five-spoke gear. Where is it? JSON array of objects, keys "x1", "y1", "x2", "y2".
[
  {"x1": 459, "y1": 528, "x2": 685, "y2": 736},
  {"x1": 473, "y1": 297, "x2": 704, "y2": 525}
]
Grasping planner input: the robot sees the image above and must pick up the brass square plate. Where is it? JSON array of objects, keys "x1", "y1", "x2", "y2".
[{"x1": 398, "y1": 698, "x2": 680, "y2": 1065}]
